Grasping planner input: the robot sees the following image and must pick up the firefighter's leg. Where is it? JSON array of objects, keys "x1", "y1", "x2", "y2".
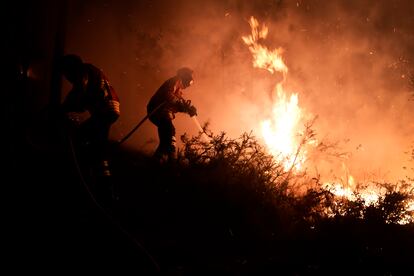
[
  {"x1": 150, "y1": 117, "x2": 163, "y2": 161},
  {"x1": 153, "y1": 135, "x2": 164, "y2": 161},
  {"x1": 86, "y1": 118, "x2": 108, "y2": 174},
  {"x1": 90, "y1": 117, "x2": 115, "y2": 206},
  {"x1": 167, "y1": 135, "x2": 177, "y2": 161},
  {"x1": 156, "y1": 118, "x2": 176, "y2": 163},
  {"x1": 73, "y1": 117, "x2": 96, "y2": 180}
]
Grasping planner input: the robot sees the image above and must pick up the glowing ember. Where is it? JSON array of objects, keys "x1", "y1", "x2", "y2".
[{"x1": 322, "y1": 181, "x2": 381, "y2": 206}]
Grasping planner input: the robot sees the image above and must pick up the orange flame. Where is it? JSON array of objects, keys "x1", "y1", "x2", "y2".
[
  {"x1": 242, "y1": 16, "x2": 414, "y2": 224},
  {"x1": 242, "y1": 17, "x2": 288, "y2": 76},
  {"x1": 242, "y1": 16, "x2": 304, "y2": 171},
  {"x1": 261, "y1": 88, "x2": 305, "y2": 170},
  {"x1": 322, "y1": 164, "x2": 413, "y2": 224}
]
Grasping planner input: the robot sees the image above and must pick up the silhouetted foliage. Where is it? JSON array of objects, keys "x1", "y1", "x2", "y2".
[
  {"x1": 177, "y1": 125, "x2": 414, "y2": 226},
  {"x1": 109, "y1": 126, "x2": 414, "y2": 273}
]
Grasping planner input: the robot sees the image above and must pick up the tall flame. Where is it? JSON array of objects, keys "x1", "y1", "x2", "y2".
[
  {"x1": 242, "y1": 16, "x2": 304, "y2": 170},
  {"x1": 242, "y1": 16, "x2": 414, "y2": 224},
  {"x1": 242, "y1": 17, "x2": 288, "y2": 76}
]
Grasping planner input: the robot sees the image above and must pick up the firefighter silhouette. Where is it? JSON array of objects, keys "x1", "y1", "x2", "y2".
[
  {"x1": 60, "y1": 54, "x2": 120, "y2": 202},
  {"x1": 147, "y1": 67, "x2": 197, "y2": 163}
]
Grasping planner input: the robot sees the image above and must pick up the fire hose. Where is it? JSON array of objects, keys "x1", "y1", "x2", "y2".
[
  {"x1": 117, "y1": 102, "x2": 208, "y2": 146},
  {"x1": 66, "y1": 132, "x2": 160, "y2": 272},
  {"x1": 116, "y1": 115, "x2": 149, "y2": 146},
  {"x1": 116, "y1": 102, "x2": 166, "y2": 146}
]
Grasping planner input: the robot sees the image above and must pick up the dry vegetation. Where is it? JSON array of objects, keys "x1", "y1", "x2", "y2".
[{"x1": 110, "y1": 126, "x2": 414, "y2": 273}]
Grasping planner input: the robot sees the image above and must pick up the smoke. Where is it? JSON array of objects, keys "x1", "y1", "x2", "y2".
[
  {"x1": 274, "y1": 0, "x2": 414, "y2": 182},
  {"x1": 64, "y1": 0, "x2": 414, "y2": 181}
]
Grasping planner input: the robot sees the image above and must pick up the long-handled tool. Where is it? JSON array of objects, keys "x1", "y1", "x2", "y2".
[
  {"x1": 117, "y1": 102, "x2": 166, "y2": 146},
  {"x1": 117, "y1": 114, "x2": 149, "y2": 145},
  {"x1": 118, "y1": 102, "x2": 210, "y2": 146}
]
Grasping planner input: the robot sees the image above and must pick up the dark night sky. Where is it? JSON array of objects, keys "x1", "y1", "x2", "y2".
[{"x1": 7, "y1": 0, "x2": 414, "y2": 182}]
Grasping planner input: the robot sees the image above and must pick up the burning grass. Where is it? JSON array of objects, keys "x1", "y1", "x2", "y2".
[
  {"x1": 112, "y1": 127, "x2": 414, "y2": 272},
  {"x1": 177, "y1": 124, "x2": 414, "y2": 226}
]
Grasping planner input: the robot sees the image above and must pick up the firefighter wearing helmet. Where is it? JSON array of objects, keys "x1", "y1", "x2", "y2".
[
  {"x1": 60, "y1": 54, "x2": 120, "y2": 201},
  {"x1": 147, "y1": 67, "x2": 197, "y2": 163}
]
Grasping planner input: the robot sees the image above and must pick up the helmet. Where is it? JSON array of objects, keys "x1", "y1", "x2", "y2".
[
  {"x1": 60, "y1": 54, "x2": 83, "y2": 82},
  {"x1": 60, "y1": 54, "x2": 83, "y2": 71},
  {"x1": 177, "y1": 67, "x2": 193, "y2": 78},
  {"x1": 177, "y1": 67, "x2": 193, "y2": 88}
]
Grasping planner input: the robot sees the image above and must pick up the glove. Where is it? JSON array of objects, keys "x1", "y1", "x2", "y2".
[
  {"x1": 65, "y1": 112, "x2": 82, "y2": 127},
  {"x1": 188, "y1": 105, "x2": 197, "y2": 117}
]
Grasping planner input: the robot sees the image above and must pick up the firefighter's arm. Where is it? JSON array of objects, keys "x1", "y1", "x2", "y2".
[
  {"x1": 188, "y1": 105, "x2": 197, "y2": 117},
  {"x1": 61, "y1": 87, "x2": 85, "y2": 113},
  {"x1": 64, "y1": 72, "x2": 89, "y2": 110},
  {"x1": 173, "y1": 98, "x2": 197, "y2": 117},
  {"x1": 61, "y1": 86, "x2": 86, "y2": 127}
]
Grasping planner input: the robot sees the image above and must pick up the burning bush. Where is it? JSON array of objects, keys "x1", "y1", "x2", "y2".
[
  {"x1": 112, "y1": 127, "x2": 414, "y2": 273},
  {"x1": 175, "y1": 125, "x2": 414, "y2": 226}
]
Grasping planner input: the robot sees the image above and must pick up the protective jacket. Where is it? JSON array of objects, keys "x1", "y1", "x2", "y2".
[
  {"x1": 62, "y1": 63, "x2": 120, "y2": 120},
  {"x1": 147, "y1": 76, "x2": 194, "y2": 120}
]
